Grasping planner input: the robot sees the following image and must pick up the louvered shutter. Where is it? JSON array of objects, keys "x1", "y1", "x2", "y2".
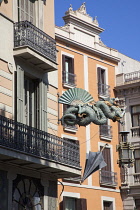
[
  {"x1": 62, "y1": 55, "x2": 66, "y2": 72},
  {"x1": 62, "y1": 55, "x2": 66, "y2": 83},
  {"x1": 69, "y1": 58, "x2": 74, "y2": 74},
  {"x1": 17, "y1": 65, "x2": 24, "y2": 123},
  {"x1": 39, "y1": 80, "x2": 48, "y2": 132},
  {"x1": 76, "y1": 198, "x2": 87, "y2": 210},
  {"x1": 97, "y1": 67, "x2": 101, "y2": 83},
  {"x1": 101, "y1": 147, "x2": 111, "y2": 172}
]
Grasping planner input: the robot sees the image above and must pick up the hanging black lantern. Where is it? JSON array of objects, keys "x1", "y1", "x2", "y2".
[{"x1": 116, "y1": 131, "x2": 134, "y2": 167}]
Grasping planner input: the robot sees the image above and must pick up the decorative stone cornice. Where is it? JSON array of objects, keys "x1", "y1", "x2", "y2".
[
  {"x1": 64, "y1": 3, "x2": 100, "y2": 28},
  {"x1": 116, "y1": 86, "x2": 140, "y2": 97}
]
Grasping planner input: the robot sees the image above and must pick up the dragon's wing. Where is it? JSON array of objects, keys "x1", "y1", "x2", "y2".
[{"x1": 59, "y1": 88, "x2": 94, "y2": 105}]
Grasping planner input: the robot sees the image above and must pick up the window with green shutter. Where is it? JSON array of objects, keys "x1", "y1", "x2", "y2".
[{"x1": 16, "y1": 65, "x2": 48, "y2": 132}]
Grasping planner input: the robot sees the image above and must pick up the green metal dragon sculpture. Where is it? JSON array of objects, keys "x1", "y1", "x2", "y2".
[{"x1": 59, "y1": 88, "x2": 125, "y2": 126}]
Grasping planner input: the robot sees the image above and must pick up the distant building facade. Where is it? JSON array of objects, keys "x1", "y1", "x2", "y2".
[
  {"x1": 115, "y1": 53, "x2": 140, "y2": 210},
  {"x1": 0, "y1": 1, "x2": 81, "y2": 209},
  {"x1": 56, "y1": 4, "x2": 123, "y2": 210}
]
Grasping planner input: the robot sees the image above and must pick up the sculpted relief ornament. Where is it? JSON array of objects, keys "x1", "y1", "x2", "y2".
[
  {"x1": 65, "y1": 3, "x2": 90, "y2": 17},
  {"x1": 78, "y1": 2, "x2": 87, "y2": 15},
  {"x1": 59, "y1": 88, "x2": 125, "y2": 127}
]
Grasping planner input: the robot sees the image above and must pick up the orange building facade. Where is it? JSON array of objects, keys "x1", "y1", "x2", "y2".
[{"x1": 56, "y1": 4, "x2": 123, "y2": 210}]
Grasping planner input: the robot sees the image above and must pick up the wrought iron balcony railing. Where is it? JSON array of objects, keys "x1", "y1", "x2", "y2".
[
  {"x1": 0, "y1": 115, "x2": 80, "y2": 168},
  {"x1": 100, "y1": 170, "x2": 118, "y2": 186},
  {"x1": 124, "y1": 70, "x2": 140, "y2": 82},
  {"x1": 131, "y1": 127, "x2": 140, "y2": 137},
  {"x1": 100, "y1": 125, "x2": 112, "y2": 139},
  {"x1": 14, "y1": 21, "x2": 57, "y2": 63},
  {"x1": 62, "y1": 71, "x2": 76, "y2": 87},
  {"x1": 98, "y1": 83, "x2": 110, "y2": 97}
]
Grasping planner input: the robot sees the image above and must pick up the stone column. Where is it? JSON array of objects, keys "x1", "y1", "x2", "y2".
[
  {"x1": 7, "y1": 170, "x2": 17, "y2": 210},
  {"x1": 41, "y1": 176, "x2": 49, "y2": 210}
]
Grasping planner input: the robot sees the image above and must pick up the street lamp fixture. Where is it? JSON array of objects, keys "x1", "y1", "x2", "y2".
[{"x1": 116, "y1": 131, "x2": 134, "y2": 167}]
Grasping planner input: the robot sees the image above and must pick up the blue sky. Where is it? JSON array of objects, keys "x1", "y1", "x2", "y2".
[{"x1": 55, "y1": 0, "x2": 140, "y2": 61}]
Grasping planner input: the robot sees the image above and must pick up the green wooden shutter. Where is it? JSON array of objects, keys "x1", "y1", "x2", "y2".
[
  {"x1": 39, "y1": 79, "x2": 48, "y2": 132},
  {"x1": 17, "y1": 65, "x2": 24, "y2": 123}
]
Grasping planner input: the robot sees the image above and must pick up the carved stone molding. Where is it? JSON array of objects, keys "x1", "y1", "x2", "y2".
[
  {"x1": 65, "y1": 3, "x2": 90, "y2": 17},
  {"x1": 60, "y1": 23, "x2": 70, "y2": 32},
  {"x1": 116, "y1": 86, "x2": 140, "y2": 97},
  {"x1": 78, "y1": 2, "x2": 87, "y2": 15},
  {"x1": 93, "y1": 16, "x2": 99, "y2": 26}
]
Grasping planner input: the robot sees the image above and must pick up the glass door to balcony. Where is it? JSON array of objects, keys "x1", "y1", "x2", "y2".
[
  {"x1": 17, "y1": 0, "x2": 35, "y2": 24},
  {"x1": 24, "y1": 77, "x2": 38, "y2": 128}
]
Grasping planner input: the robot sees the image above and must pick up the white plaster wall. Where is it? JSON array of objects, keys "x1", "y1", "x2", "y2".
[{"x1": 118, "y1": 52, "x2": 140, "y2": 74}]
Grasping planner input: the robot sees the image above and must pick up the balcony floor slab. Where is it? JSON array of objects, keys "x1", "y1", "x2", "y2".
[
  {"x1": 13, "y1": 46, "x2": 58, "y2": 72},
  {"x1": 0, "y1": 146, "x2": 81, "y2": 178}
]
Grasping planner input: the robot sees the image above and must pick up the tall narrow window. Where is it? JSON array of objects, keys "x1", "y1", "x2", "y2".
[
  {"x1": 97, "y1": 67, "x2": 110, "y2": 96},
  {"x1": 16, "y1": 65, "x2": 48, "y2": 132},
  {"x1": 24, "y1": 77, "x2": 38, "y2": 127},
  {"x1": 101, "y1": 147, "x2": 111, "y2": 172},
  {"x1": 134, "y1": 149, "x2": 140, "y2": 173},
  {"x1": 98, "y1": 67, "x2": 106, "y2": 85},
  {"x1": 100, "y1": 120, "x2": 112, "y2": 139},
  {"x1": 62, "y1": 55, "x2": 76, "y2": 86},
  {"x1": 17, "y1": 0, "x2": 35, "y2": 23},
  {"x1": 131, "y1": 105, "x2": 140, "y2": 127},
  {"x1": 131, "y1": 105, "x2": 140, "y2": 137}
]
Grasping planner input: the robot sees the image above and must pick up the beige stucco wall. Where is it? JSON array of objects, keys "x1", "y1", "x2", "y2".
[{"x1": 44, "y1": 0, "x2": 55, "y2": 38}]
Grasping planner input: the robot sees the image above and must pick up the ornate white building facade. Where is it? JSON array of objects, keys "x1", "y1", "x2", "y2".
[{"x1": 115, "y1": 53, "x2": 140, "y2": 210}]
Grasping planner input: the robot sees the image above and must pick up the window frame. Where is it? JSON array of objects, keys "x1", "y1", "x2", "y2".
[
  {"x1": 131, "y1": 105, "x2": 140, "y2": 127},
  {"x1": 134, "y1": 149, "x2": 140, "y2": 173},
  {"x1": 101, "y1": 196, "x2": 115, "y2": 210},
  {"x1": 61, "y1": 191, "x2": 87, "y2": 210},
  {"x1": 62, "y1": 52, "x2": 76, "y2": 88},
  {"x1": 16, "y1": 65, "x2": 48, "y2": 132},
  {"x1": 17, "y1": 0, "x2": 36, "y2": 24},
  {"x1": 96, "y1": 64, "x2": 110, "y2": 97}
]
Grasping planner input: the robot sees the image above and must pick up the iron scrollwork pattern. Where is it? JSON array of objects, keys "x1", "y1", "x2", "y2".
[{"x1": 12, "y1": 175, "x2": 44, "y2": 210}]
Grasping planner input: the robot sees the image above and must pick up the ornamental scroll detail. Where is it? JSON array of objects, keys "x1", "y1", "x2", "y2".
[{"x1": 59, "y1": 88, "x2": 125, "y2": 127}]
